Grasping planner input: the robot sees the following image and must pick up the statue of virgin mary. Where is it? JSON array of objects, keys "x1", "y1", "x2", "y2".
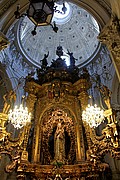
[{"x1": 54, "y1": 121, "x2": 65, "y2": 163}]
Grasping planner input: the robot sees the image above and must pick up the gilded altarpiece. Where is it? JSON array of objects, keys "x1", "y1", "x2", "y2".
[
  {"x1": 25, "y1": 80, "x2": 85, "y2": 165},
  {"x1": 15, "y1": 73, "x2": 110, "y2": 180},
  {"x1": 16, "y1": 47, "x2": 113, "y2": 179}
]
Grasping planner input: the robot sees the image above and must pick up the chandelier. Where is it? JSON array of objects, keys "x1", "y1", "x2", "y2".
[
  {"x1": 14, "y1": 0, "x2": 68, "y2": 35},
  {"x1": 8, "y1": 104, "x2": 31, "y2": 129},
  {"x1": 82, "y1": 104, "x2": 105, "y2": 128}
]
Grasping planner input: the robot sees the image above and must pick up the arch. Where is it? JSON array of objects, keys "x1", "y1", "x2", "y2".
[
  {"x1": 33, "y1": 105, "x2": 79, "y2": 164},
  {"x1": 40, "y1": 108, "x2": 76, "y2": 164}
]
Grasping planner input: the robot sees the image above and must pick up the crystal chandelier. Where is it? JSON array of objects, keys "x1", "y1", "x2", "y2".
[
  {"x1": 82, "y1": 104, "x2": 105, "y2": 128},
  {"x1": 8, "y1": 104, "x2": 31, "y2": 129}
]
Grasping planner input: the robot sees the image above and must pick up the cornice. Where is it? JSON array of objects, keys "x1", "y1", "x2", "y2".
[
  {"x1": 0, "y1": 0, "x2": 112, "y2": 18},
  {"x1": 95, "y1": 0, "x2": 111, "y2": 16},
  {"x1": 0, "y1": 0, "x2": 17, "y2": 18}
]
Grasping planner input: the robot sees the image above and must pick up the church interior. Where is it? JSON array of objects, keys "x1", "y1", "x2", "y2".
[{"x1": 0, "y1": 0, "x2": 120, "y2": 180}]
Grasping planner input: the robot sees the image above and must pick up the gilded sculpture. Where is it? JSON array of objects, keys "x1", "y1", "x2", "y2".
[{"x1": 0, "y1": 32, "x2": 9, "y2": 51}]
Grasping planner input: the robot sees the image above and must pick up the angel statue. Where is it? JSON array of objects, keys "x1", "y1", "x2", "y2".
[
  {"x1": 40, "y1": 52, "x2": 49, "y2": 69},
  {"x1": 67, "y1": 49, "x2": 77, "y2": 67}
]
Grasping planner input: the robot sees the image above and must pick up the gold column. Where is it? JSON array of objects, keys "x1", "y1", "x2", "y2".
[
  {"x1": 23, "y1": 82, "x2": 39, "y2": 162},
  {"x1": 0, "y1": 113, "x2": 9, "y2": 141},
  {"x1": 98, "y1": 16, "x2": 120, "y2": 82},
  {"x1": 78, "y1": 78, "x2": 91, "y2": 111},
  {"x1": 77, "y1": 78, "x2": 91, "y2": 161},
  {"x1": 74, "y1": 78, "x2": 91, "y2": 162},
  {"x1": 26, "y1": 93, "x2": 37, "y2": 115},
  {"x1": 25, "y1": 81, "x2": 42, "y2": 163},
  {"x1": 75, "y1": 121, "x2": 85, "y2": 161},
  {"x1": 26, "y1": 93, "x2": 37, "y2": 162},
  {"x1": 25, "y1": 81, "x2": 40, "y2": 113}
]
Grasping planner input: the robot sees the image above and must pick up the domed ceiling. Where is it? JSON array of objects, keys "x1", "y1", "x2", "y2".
[
  {"x1": 0, "y1": 0, "x2": 115, "y2": 103},
  {"x1": 17, "y1": 1, "x2": 100, "y2": 68}
]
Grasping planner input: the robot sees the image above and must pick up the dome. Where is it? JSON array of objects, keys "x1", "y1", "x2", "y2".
[{"x1": 17, "y1": 2, "x2": 100, "y2": 68}]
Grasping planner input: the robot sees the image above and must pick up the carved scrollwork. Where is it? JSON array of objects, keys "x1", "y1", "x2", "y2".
[
  {"x1": 0, "y1": 0, "x2": 18, "y2": 17},
  {"x1": 0, "y1": 32, "x2": 9, "y2": 51},
  {"x1": 0, "y1": 148, "x2": 21, "y2": 173},
  {"x1": 25, "y1": 81, "x2": 40, "y2": 95},
  {"x1": 17, "y1": 162, "x2": 109, "y2": 179},
  {"x1": 26, "y1": 93, "x2": 37, "y2": 115},
  {"x1": 85, "y1": 121, "x2": 120, "y2": 162},
  {"x1": 5, "y1": 155, "x2": 20, "y2": 172},
  {"x1": 98, "y1": 16, "x2": 120, "y2": 65},
  {"x1": 0, "y1": 115, "x2": 31, "y2": 173}
]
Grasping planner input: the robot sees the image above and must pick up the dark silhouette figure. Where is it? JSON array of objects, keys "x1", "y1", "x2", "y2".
[
  {"x1": 80, "y1": 67, "x2": 90, "y2": 81},
  {"x1": 40, "y1": 52, "x2": 49, "y2": 69},
  {"x1": 56, "y1": 46, "x2": 63, "y2": 57},
  {"x1": 67, "y1": 49, "x2": 77, "y2": 67}
]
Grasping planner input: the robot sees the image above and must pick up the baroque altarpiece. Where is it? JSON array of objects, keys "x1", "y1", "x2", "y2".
[
  {"x1": 1, "y1": 46, "x2": 119, "y2": 180},
  {"x1": 14, "y1": 46, "x2": 113, "y2": 180}
]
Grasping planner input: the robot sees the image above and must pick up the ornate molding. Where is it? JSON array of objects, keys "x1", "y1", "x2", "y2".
[
  {"x1": 98, "y1": 16, "x2": 120, "y2": 65},
  {"x1": 84, "y1": 121, "x2": 120, "y2": 163},
  {"x1": 38, "y1": 108, "x2": 76, "y2": 165},
  {"x1": 17, "y1": 162, "x2": 109, "y2": 179},
  {"x1": 0, "y1": 31, "x2": 9, "y2": 51},
  {"x1": 0, "y1": 0, "x2": 17, "y2": 18},
  {"x1": 95, "y1": 0, "x2": 111, "y2": 15}
]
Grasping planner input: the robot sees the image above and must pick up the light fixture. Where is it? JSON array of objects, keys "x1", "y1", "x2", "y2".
[
  {"x1": 14, "y1": 0, "x2": 60, "y2": 35},
  {"x1": 8, "y1": 104, "x2": 31, "y2": 129},
  {"x1": 82, "y1": 104, "x2": 105, "y2": 128},
  {"x1": 8, "y1": 97, "x2": 31, "y2": 129},
  {"x1": 27, "y1": 0, "x2": 54, "y2": 26}
]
